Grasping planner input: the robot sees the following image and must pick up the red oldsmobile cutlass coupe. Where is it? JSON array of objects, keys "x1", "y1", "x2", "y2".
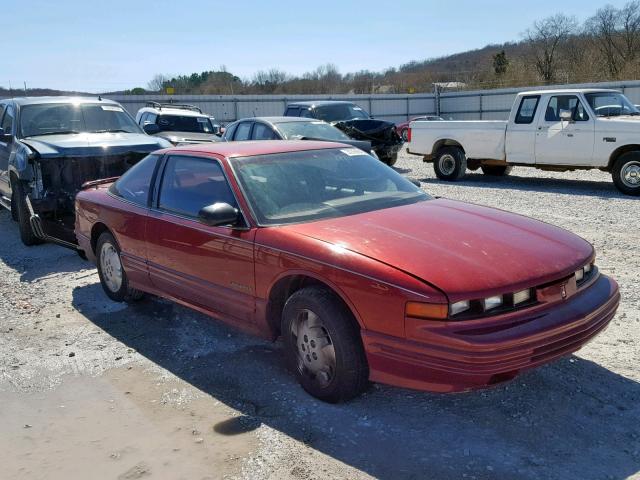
[{"x1": 75, "y1": 141, "x2": 620, "y2": 402}]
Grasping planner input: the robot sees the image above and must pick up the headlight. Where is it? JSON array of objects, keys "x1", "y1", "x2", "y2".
[
  {"x1": 450, "y1": 300, "x2": 470, "y2": 316},
  {"x1": 483, "y1": 295, "x2": 503, "y2": 311},
  {"x1": 513, "y1": 289, "x2": 532, "y2": 305},
  {"x1": 575, "y1": 269, "x2": 584, "y2": 282}
]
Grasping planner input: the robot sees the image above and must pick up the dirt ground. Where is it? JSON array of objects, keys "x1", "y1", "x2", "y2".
[{"x1": 1, "y1": 150, "x2": 639, "y2": 480}]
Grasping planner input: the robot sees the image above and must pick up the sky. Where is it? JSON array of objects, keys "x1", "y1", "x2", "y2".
[{"x1": 2, "y1": 0, "x2": 632, "y2": 92}]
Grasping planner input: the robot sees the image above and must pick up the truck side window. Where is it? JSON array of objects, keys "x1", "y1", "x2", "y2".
[
  {"x1": 299, "y1": 108, "x2": 313, "y2": 118},
  {"x1": 515, "y1": 96, "x2": 540, "y2": 124},
  {"x1": 545, "y1": 95, "x2": 589, "y2": 122},
  {"x1": 285, "y1": 107, "x2": 299, "y2": 116},
  {"x1": 1, "y1": 105, "x2": 15, "y2": 133}
]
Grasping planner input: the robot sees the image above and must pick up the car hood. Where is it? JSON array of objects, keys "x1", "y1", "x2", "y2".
[
  {"x1": 21, "y1": 132, "x2": 169, "y2": 158},
  {"x1": 155, "y1": 131, "x2": 220, "y2": 143},
  {"x1": 597, "y1": 116, "x2": 640, "y2": 132},
  {"x1": 279, "y1": 199, "x2": 593, "y2": 301}
]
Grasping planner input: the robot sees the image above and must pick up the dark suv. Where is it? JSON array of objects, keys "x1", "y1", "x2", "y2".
[
  {"x1": 284, "y1": 101, "x2": 403, "y2": 166},
  {"x1": 0, "y1": 96, "x2": 170, "y2": 248}
]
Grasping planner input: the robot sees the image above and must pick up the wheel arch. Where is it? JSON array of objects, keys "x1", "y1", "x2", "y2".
[
  {"x1": 432, "y1": 138, "x2": 465, "y2": 156},
  {"x1": 608, "y1": 145, "x2": 640, "y2": 170},
  {"x1": 265, "y1": 272, "x2": 363, "y2": 338},
  {"x1": 90, "y1": 222, "x2": 114, "y2": 255}
]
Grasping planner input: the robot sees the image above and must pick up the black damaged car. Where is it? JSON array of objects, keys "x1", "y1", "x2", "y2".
[
  {"x1": 284, "y1": 101, "x2": 403, "y2": 166},
  {"x1": 0, "y1": 97, "x2": 171, "y2": 249}
]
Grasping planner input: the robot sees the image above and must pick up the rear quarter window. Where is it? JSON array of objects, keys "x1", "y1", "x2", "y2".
[
  {"x1": 109, "y1": 154, "x2": 160, "y2": 206},
  {"x1": 515, "y1": 96, "x2": 540, "y2": 124},
  {"x1": 285, "y1": 107, "x2": 300, "y2": 116}
]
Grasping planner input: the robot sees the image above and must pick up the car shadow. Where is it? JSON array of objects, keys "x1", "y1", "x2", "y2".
[
  {"x1": 72, "y1": 283, "x2": 640, "y2": 480},
  {"x1": 0, "y1": 211, "x2": 87, "y2": 282},
  {"x1": 418, "y1": 172, "x2": 637, "y2": 199}
]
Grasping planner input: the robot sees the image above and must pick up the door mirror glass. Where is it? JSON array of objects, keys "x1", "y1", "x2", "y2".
[
  {"x1": 198, "y1": 202, "x2": 239, "y2": 227},
  {"x1": 143, "y1": 123, "x2": 160, "y2": 135}
]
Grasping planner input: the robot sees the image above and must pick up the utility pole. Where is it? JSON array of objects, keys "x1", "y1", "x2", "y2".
[{"x1": 24, "y1": 81, "x2": 27, "y2": 93}]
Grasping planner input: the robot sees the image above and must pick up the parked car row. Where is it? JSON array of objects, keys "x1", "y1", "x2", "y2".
[{"x1": 0, "y1": 90, "x2": 624, "y2": 403}]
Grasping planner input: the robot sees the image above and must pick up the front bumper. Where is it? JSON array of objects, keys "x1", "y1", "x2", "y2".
[{"x1": 362, "y1": 274, "x2": 620, "y2": 393}]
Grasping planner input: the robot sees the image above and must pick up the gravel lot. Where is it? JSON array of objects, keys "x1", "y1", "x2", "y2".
[{"x1": 1, "y1": 149, "x2": 639, "y2": 480}]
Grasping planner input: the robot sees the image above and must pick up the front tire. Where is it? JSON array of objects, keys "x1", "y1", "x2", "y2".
[
  {"x1": 13, "y1": 181, "x2": 42, "y2": 246},
  {"x1": 433, "y1": 147, "x2": 467, "y2": 181},
  {"x1": 481, "y1": 165, "x2": 513, "y2": 176},
  {"x1": 612, "y1": 152, "x2": 640, "y2": 196},
  {"x1": 281, "y1": 286, "x2": 369, "y2": 403},
  {"x1": 96, "y1": 232, "x2": 144, "y2": 303}
]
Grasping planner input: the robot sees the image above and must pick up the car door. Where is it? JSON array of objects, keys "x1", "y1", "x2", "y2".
[
  {"x1": 505, "y1": 95, "x2": 540, "y2": 165},
  {"x1": 232, "y1": 121, "x2": 253, "y2": 141},
  {"x1": 0, "y1": 103, "x2": 13, "y2": 197},
  {"x1": 535, "y1": 95, "x2": 595, "y2": 166},
  {"x1": 145, "y1": 153, "x2": 257, "y2": 326},
  {"x1": 251, "y1": 122, "x2": 280, "y2": 140}
]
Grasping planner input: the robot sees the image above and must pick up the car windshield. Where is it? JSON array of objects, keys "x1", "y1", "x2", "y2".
[
  {"x1": 313, "y1": 104, "x2": 370, "y2": 122},
  {"x1": 584, "y1": 92, "x2": 640, "y2": 117},
  {"x1": 275, "y1": 121, "x2": 351, "y2": 141},
  {"x1": 156, "y1": 114, "x2": 215, "y2": 133},
  {"x1": 20, "y1": 103, "x2": 141, "y2": 137},
  {"x1": 232, "y1": 148, "x2": 430, "y2": 225}
]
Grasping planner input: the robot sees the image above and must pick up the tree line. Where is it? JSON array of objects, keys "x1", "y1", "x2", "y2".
[{"x1": 139, "y1": 1, "x2": 640, "y2": 95}]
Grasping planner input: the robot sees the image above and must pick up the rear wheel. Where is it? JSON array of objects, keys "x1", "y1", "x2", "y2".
[
  {"x1": 13, "y1": 181, "x2": 42, "y2": 246},
  {"x1": 96, "y1": 232, "x2": 144, "y2": 302},
  {"x1": 612, "y1": 152, "x2": 640, "y2": 196},
  {"x1": 433, "y1": 147, "x2": 467, "y2": 181},
  {"x1": 481, "y1": 165, "x2": 513, "y2": 176},
  {"x1": 401, "y1": 128, "x2": 409, "y2": 142},
  {"x1": 281, "y1": 286, "x2": 369, "y2": 403}
]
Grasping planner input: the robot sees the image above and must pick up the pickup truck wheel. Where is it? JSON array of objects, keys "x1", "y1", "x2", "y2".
[
  {"x1": 281, "y1": 286, "x2": 369, "y2": 403},
  {"x1": 96, "y1": 232, "x2": 144, "y2": 303},
  {"x1": 481, "y1": 165, "x2": 513, "y2": 176},
  {"x1": 434, "y1": 147, "x2": 467, "y2": 181},
  {"x1": 10, "y1": 189, "x2": 18, "y2": 222},
  {"x1": 612, "y1": 153, "x2": 640, "y2": 196},
  {"x1": 13, "y1": 181, "x2": 42, "y2": 246}
]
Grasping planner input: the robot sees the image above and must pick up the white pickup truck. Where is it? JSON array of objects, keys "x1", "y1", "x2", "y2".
[{"x1": 407, "y1": 88, "x2": 640, "y2": 195}]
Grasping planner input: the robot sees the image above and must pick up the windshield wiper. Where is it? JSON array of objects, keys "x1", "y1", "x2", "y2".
[
  {"x1": 92, "y1": 129, "x2": 132, "y2": 133},
  {"x1": 24, "y1": 130, "x2": 81, "y2": 137}
]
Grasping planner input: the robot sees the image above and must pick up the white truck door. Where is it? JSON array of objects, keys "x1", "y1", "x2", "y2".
[
  {"x1": 535, "y1": 94, "x2": 595, "y2": 166},
  {"x1": 505, "y1": 95, "x2": 541, "y2": 164}
]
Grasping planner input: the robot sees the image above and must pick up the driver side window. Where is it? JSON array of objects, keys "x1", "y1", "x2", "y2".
[
  {"x1": 158, "y1": 155, "x2": 237, "y2": 219},
  {"x1": 545, "y1": 95, "x2": 590, "y2": 122},
  {"x1": 1, "y1": 105, "x2": 14, "y2": 134}
]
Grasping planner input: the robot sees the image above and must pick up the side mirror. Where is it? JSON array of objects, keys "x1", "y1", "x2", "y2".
[
  {"x1": 198, "y1": 202, "x2": 239, "y2": 227},
  {"x1": 559, "y1": 110, "x2": 573, "y2": 123},
  {"x1": 143, "y1": 123, "x2": 160, "y2": 135}
]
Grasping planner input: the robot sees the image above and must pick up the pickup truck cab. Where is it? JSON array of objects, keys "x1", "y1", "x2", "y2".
[{"x1": 407, "y1": 89, "x2": 640, "y2": 195}]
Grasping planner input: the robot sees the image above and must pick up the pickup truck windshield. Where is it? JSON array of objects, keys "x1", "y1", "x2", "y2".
[
  {"x1": 20, "y1": 103, "x2": 141, "y2": 137},
  {"x1": 584, "y1": 92, "x2": 640, "y2": 117},
  {"x1": 275, "y1": 121, "x2": 351, "y2": 141},
  {"x1": 232, "y1": 148, "x2": 429, "y2": 225},
  {"x1": 156, "y1": 115, "x2": 215, "y2": 133},
  {"x1": 314, "y1": 104, "x2": 370, "y2": 122}
]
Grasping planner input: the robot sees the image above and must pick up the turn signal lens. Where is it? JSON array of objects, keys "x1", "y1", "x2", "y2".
[
  {"x1": 513, "y1": 289, "x2": 531, "y2": 305},
  {"x1": 483, "y1": 295, "x2": 503, "y2": 311},
  {"x1": 405, "y1": 302, "x2": 448, "y2": 320},
  {"x1": 450, "y1": 300, "x2": 470, "y2": 316}
]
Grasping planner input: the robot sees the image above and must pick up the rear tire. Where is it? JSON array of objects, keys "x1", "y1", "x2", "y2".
[
  {"x1": 481, "y1": 165, "x2": 513, "y2": 176},
  {"x1": 96, "y1": 232, "x2": 144, "y2": 303},
  {"x1": 612, "y1": 152, "x2": 640, "y2": 196},
  {"x1": 281, "y1": 286, "x2": 369, "y2": 403},
  {"x1": 433, "y1": 147, "x2": 467, "y2": 181},
  {"x1": 401, "y1": 128, "x2": 409, "y2": 142},
  {"x1": 13, "y1": 181, "x2": 42, "y2": 246}
]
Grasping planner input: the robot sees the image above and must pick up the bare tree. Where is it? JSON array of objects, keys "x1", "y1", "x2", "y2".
[
  {"x1": 525, "y1": 14, "x2": 577, "y2": 83},
  {"x1": 147, "y1": 74, "x2": 170, "y2": 92}
]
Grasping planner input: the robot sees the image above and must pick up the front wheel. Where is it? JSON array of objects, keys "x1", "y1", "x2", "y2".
[
  {"x1": 433, "y1": 147, "x2": 467, "y2": 181},
  {"x1": 96, "y1": 232, "x2": 144, "y2": 302},
  {"x1": 12, "y1": 181, "x2": 42, "y2": 246},
  {"x1": 281, "y1": 286, "x2": 369, "y2": 403},
  {"x1": 612, "y1": 153, "x2": 640, "y2": 196},
  {"x1": 481, "y1": 165, "x2": 513, "y2": 176}
]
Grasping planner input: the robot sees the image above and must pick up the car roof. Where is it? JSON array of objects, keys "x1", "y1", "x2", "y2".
[
  {"x1": 286, "y1": 100, "x2": 357, "y2": 107},
  {"x1": 238, "y1": 116, "x2": 325, "y2": 124},
  {"x1": 138, "y1": 106, "x2": 208, "y2": 117},
  {"x1": 7, "y1": 96, "x2": 121, "y2": 106},
  {"x1": 518, "y1": 88, "x2": 620, "y2": 96},
  {"x1": 159, "y1": 140, "x2": 350, "y2": 158}
]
